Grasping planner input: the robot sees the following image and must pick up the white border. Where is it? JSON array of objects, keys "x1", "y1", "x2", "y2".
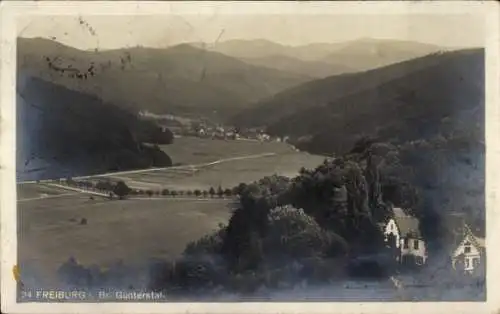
[{"x1": 1, "y1": 1, "x2": 499, "y2": 314}]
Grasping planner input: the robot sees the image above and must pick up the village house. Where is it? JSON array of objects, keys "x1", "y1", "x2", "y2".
[
  {"x1": 440, "y1": 212, "x2": 486, "y2": 274},
  {"x1": 450, "y1": 223, "x2": 485, "y2": 274},
  {"x1": 381, "y1": 207, "x2": 428, "y2": 266}
]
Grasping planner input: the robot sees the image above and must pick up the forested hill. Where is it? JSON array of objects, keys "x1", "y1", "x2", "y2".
[
  {"x1": 231, "y1": 48, "x2": 485, "y2": 234},
  {"x1": 17, "y1": 37, "x2": 311, "y2": 121},
  {"x1": 17, "y1": 75, "x2": 173, "y2": 181}
]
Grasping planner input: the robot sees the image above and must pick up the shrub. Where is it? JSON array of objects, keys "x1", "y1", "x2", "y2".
[
  {"x1": 184, "y1": 223, "x2": 227, "y2": 256},
  {"x1": 262, "y1": 205, "x2": 342, "y2": 262}
]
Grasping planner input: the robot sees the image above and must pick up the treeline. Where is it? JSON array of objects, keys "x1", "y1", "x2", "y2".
[{"x1": 61, "y1": 178, "x2": 239, "y2": 200}]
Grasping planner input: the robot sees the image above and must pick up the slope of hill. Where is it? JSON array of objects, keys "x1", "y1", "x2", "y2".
[
  {"x1": 17, "y1": 75, "x2": 173, "y2": 181},
  {"x1": 239, "y1": 55, "x2": 354, "y2": 78},
  {"x1": 232, "y1": 48, "x2": 485, "y2": 228},
  {"x1": 268, "y1": 49, "x2": 484, "y2": 153},
  {"x1": 230, "y1": 49, "x2": 452, "y2": 129},
  {"x1": 17, "y1": 37, "x2": 311, "y2": 121}
]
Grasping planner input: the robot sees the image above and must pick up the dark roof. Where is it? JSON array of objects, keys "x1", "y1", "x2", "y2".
[{"x1": 392, "y1": 207, "x2": 421, "y2": 238}]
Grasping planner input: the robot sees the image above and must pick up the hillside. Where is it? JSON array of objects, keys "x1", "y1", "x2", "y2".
[
  {"x1": 17, "y1": 75, "x2": 173, "y2": 181},
  {"x1": 233, "y1": 48, "x2": 485, "y2": 230},
  {"x1": 231, "y1": 49, "x2": 454, "y2": 129},
  {"x1": 17, "y1": 37, "x2": 311, "y2": 121},
  {"x1": 267, "y1": 49, "x2": 484, "y2": 153}
]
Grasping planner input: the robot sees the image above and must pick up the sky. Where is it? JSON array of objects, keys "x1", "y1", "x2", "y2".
[{"x1": 17, "y1": 14, "x2": 484, "y2": 50}]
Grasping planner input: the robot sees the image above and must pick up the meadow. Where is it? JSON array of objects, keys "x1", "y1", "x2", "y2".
[
  {"x1": 110, "y1": 136, "x2": 326, "y2": 191},
  {"x1": 17, "y1": 136, "x2": 326, "y2": 287},
  {"x1": 18, "y1": 189, "x2": 233, "y2": 286},
  {"x1": 161, "y1": 136, "x2": 296, "y2": 166}
]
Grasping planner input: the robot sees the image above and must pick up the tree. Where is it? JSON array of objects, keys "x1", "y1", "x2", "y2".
[
  {"x1": 202, "y1": 190, "x2": 209, "y2": 198},
  {"x1": 209, "y1": 187, "x2": 216, "y2": 198},
  {"x1": 186, "y1": 190, "x2": 193, "y2": 196},
  {"x1": 146, "y1": 190, "x2": 153, "y2": 197},
  {"x1": 217, "y1": 186, "x2": 224, "y2": 198},
  {"x1": 171, "y1": 190, "x2": 178, "y2": 197},
  {"x1": 224, "y1": 188, "x2": 232, "y2": 197},
  {"x1": 113, "y1": 181, "x2": 131, "y2": 200},
  {"x1": 194, "y1": 190, "x2": 202, "y2": 197},
  {"x1": 161, "y1": 189, "x2": 169, "y2": 196}
]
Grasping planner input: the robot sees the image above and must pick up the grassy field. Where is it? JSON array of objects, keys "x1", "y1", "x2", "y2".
[
  {"x1": 18, "y1": 190, "x2": 232, "y2": 286},
  {"x1": 161, "y1": 136, "x2": 295, "y2": 166},
  {"x1": 110, "y1": 137, "x2": 326, "y2": 191},
  {"x1": 17, "y1": 136, "x2": 325, "y2": 286}
]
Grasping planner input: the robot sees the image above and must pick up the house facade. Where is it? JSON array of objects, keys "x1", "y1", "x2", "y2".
[
  {"x1": 451, "y1": 225, "x2": 485, "y2": 274},
  {"x1": 382, "y1": 207, "x2": 427, "y2": 265}
]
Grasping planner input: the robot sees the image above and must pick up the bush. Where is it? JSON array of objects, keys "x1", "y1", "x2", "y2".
[
  {"x1": 184, "y1": 223, "x2": 226, "y2": 256},
  {"x1": 262, "y1": 205, "x2": 344, "y2": 262}
]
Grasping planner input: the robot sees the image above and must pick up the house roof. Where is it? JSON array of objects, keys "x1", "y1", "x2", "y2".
[
  {"x1": 448, "y1": 222, "x2": 485, "y2": 257},
  {"x1": 391, "y1": 207, "x2": 421, "y2": 238}
]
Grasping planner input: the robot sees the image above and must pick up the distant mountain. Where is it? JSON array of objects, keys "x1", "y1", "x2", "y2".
[
  {"x1": 320, "y1": 38, "x2": 444, "y2": 71},
  {"x1": 17, "y1": 75, "x2": 173, "y2": 181},
  {"x1": 17, "y1": 37, "x2": 312, "y2": 121},
  {"x1": 240, "y1": 55, "x2": 354, "y2": 78},
  {"x1": 203, "y1": 39, "x2": 343, "y2": 61},
  {"x1": 205, "y1": 38, "x2": 444, "y2": 73}
]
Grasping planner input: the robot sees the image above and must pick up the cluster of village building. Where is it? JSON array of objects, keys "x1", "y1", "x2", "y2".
[{"x1": 380, "y1": 206, "x2": 485, "y2": 274}]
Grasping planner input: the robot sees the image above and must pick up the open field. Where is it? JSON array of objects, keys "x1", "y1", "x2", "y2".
[
  {"x1": 106, "y1": 137, "x2": 326, "y2": 191},
  {"x1": 17, "y1": 136, "x2": 325, "y2": 286},
  {"x1": 18, "y1": 191, "x2": 233, "y2": 286},
  {"x1": 111, "y1": 152, "x2": 325, "y2": 191},
  {"x1": 17, "y1": 183, "x2": 72, "y2": 200},
  {"x1": 161, "y1": 136, "x2": 296, "y2": 166}
]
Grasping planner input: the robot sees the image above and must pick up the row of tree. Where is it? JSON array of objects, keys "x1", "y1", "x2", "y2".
[{"x1": 60, "y1": 178, "x2": 239, "y2": 200}]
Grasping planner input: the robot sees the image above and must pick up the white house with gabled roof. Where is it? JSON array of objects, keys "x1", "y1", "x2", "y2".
[
  {"x1": 380, "y1": 206, "x2": 428, "y2": 265},
  {"x1": 451, "y1": 224, "x2": 485, "y2": 274}
]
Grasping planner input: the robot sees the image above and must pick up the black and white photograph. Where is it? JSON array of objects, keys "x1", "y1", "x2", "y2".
[{"x1": 1, "y1": 1, "x2": 499, "y2": 313}]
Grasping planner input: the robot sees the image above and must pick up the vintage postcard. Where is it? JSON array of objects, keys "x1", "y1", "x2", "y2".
[{"x1": 1, "y1": 1, "x2": 500, "y2": 313}]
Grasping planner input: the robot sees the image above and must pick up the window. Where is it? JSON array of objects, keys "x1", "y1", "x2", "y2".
[
  {"x1": 414, "y1": 240, "x2": 419, "y2": 250},
  {"x1": 473, "y1": 258, "x2": 480, "y2": 268},
  {"x1": 403, "y1": 238, "x2": 409, "y2": 249},
  {"x1": 464, "y1": 246, "x2": 471, "y2": 253},
  {"x1": 465, "y1": 259, "x2": 470, "y2": 268}
]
